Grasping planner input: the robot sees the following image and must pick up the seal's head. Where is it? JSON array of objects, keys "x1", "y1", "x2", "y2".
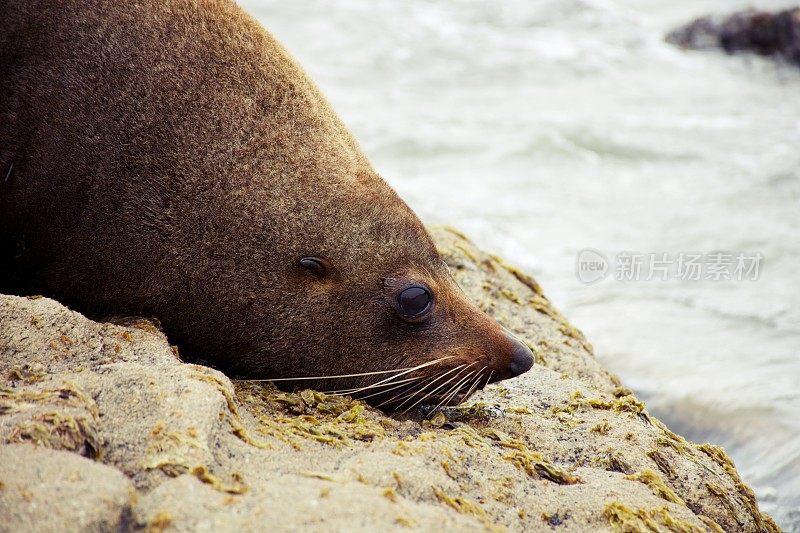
[{"x1": 208, "y1": 171, "x2": 535, "y2": 409}]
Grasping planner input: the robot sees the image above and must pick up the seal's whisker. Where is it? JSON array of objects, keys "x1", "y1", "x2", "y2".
[
  {"x1": 325, "y1": 376, "x2": 422, "y2": 395},
  {"x1": 375, "y1": 381, "x2": 430, "y2": 408},
  {"x1": 342, "y1": 356, "x2": 455, "y2": 396},
  {"x1": 462, "y1": 366, "x2": 487, "y2": 401},
  {"x1": 435, "y1": 369, "x2": 481, "y2": 411},
  {"x1": 359, "y1": 372, "x2": 454, "y2": 400},
  {"x1": 353, "y1": 381, "x2": 418, "y2": 402},
  {"x1": 391, "y1": 364, "x2": 471, "y2": 411},
  {"x1": 484, "y1": 370, "x2": 494, "y2": 389},
  {"x1": 386, "y1": 365, "x2": 464, "y2": 409},
  {"x1": 249, "y1": 369, "x2": 414, "y2": 382},
  {"x1": 396, "y1": 362, "x2": 477, "y2": 413},
  {"x1": 462, "y1": 372, "x2": 480, "y2": 399},
  {"x1": 375, "y1": 368, "x2": 456, "y2": 408},
  {"x1": 249, "y1": 355, "x2": 454, "y2": 390},
  {"x1": 376, "y1": 368, "x2": 456, "y2": 408},
  {"x1": 428, "y1": 370, "x2": 478, "y2": 414},
  {"x1": 247, "y1": 355, "x2": 455, "y2": 381},
  {"x1": 350, "y1": 376, "x2": 429, "y2": 400},
  {"x1": 386, "y1": 364, "x2": 473, "y2": 410},
  {"x1": 447, "y1": 371, "x2": 478, "y2": 403}
]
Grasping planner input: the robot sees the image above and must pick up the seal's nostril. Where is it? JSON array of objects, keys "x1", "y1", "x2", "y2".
[{"x1": 506, "y1": 334, "x2": 534, "y2": 378}]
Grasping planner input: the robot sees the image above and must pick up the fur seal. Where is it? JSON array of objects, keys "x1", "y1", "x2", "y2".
[{"x1": 0, "y1": 0, "x2": 533, "y2": 407}]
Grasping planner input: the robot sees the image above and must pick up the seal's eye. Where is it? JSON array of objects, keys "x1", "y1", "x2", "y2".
[
  {"x1": 396, "y1": 285, "x2": 433, "y2": 320},
  {"x1": 299, "y1": 257, "x2": 329, "y2": 277}
]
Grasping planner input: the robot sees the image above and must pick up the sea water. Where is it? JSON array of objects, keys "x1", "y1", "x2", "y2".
[{"x1": 242, "y1": 1, "x2": 800, "y2": 528}]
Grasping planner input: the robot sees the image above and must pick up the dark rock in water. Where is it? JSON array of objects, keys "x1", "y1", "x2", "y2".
[{"x1": 667, "y1": 7, "x2": 800, "y2": 67}]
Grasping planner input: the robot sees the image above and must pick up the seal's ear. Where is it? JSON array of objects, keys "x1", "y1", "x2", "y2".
[{"x1": 299, "y1": 257, "x2": 331, "y2": 278}]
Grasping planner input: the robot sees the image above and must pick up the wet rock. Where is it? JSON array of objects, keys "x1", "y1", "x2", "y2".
[
  {"x1": 667, "y1": 8, "x2": 800, "y2": 67},
  {"x1": 0, "y1": 226, "x2": 780, "y2": 531}
]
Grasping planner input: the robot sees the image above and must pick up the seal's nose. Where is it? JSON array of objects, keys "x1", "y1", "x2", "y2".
[{"x1": 506, "y1": 332, "x2": 534, "y2": 377}]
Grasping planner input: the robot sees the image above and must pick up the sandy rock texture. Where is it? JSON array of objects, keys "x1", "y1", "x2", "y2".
[{"x1": 0, "y1": 226, "x2": 779, "y2": 532}]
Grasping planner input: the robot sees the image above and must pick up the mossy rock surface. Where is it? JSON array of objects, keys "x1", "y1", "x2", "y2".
[{"x1": 0, "y1": 226, "x2": 778, "y2": 532}]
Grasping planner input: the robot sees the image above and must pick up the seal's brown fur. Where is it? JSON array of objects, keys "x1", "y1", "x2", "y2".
[{"x1": 0, "y1": 0, "x2": 532, "y2": 404}]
